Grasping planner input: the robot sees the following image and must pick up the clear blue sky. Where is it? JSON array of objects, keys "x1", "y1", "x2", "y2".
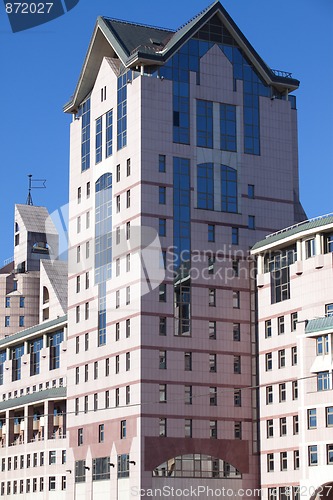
[{"x1": 0, "y1": 0, "x2": 332, "y2": 265}]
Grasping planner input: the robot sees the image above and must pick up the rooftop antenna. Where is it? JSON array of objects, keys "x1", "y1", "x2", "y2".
[{"x1": 26, "y1": 174, "x2": 46, "y2": 205}]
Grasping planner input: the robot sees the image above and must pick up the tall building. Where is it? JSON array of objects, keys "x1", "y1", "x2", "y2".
[
  {"x1": 251, "y1": 215, "x2": 333, "y2": 500},
  {"x1": 0, "y1": 203, "x2": 68, "y2": 498},
  {"x1": 63, "y1": 1, "x2": 304, "y2": 498}
]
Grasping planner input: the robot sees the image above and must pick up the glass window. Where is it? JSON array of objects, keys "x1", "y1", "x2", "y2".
[
  {"x1": 234, "y1": 389, "x2": 241, "y2": 406},
  {"x1": 159, "y1": 218, "x2": 166, "y2": 237},
  {"x1": 185, "y1": 385, "x2": 192, "y2": 404},
  {"x1": 49, "y1": 477, "x2": 56, "y2": 491},
  {"x1": 126, "y1": 158, "x2": 131, "y2": 176},
  {"x1": 267, "y1": 453, "x2": 274, "y2": 472},
  {"x1": 280, "y1": 417, "x2": 287, "y2": 436},
  {"x1": 209, "y1": 354, "x2": 217, "y2": 372},
  {"x1": 197, "y1": 163, "x2": 214, "y2": 209},
  {"x1": 93, "y1": 457, "x2": 111, "y2": 481},
  {"x1": 326, "y1": 304, "x2": 333, "y2": 317},
  {"x1": 294, "y1": 450, "x2": 300, "y2": 470},
  {"x1": 325, "y1": 233, "x2": 333, "y2": 253},
  {"x1": 293, "y1": 415, "x2": 299, "y2": 435},
  {"x1": 106, "y1": 109, "x2": 113, "y2": 157},
  {"x1": 159, "y1": 284, "x2": 166, "y2": 302},
  {"x1": 232, "y1": 227, "x2": 239, "y2": 245},
  {"x1": 248, "y1": 215, "x2": 255, "y2": 229},
  {"x1": 279, "y1": 383, "x2": 286, "y2": 402},
  {"x1": 291, "y1": 346, "x2": 297, "y2": 366},
  {"x1": 316, "y1": 335, "x2": 329, "y2": 355},
  {"x1": 197, "y1": 100, "x2": 213, "y2": 148},
  {"x1": 120, "y1": 420, "x2": 126, "y2": 439},
  {"x1": 184, "y1": 352, "x2": 192, "y2": 371},
  {"x1": 117, "y1": 73, "x2": 128, "y2": 150},
  {"x1": 327, "y1": 444, "x2": 333, "y2": 465},
  {"x1": 247, "y1": 184, "x2": 254, "y2": 198},
  {"x1": 159, "y1": 186, "x2": 166, "y2": 204},
  {"x1": 280, "y1": 452, "x2": 287, "y2": 471},
  {"x1": 159, "y1": 350, "x2": 166, "y2": 370},
  {"x1": 266, "y1": 386, "x2": 273, "y2": 404},
  {"x1": 126, "y1": 319, "x2": 130, "y2": 338},
  {"x1": 265, "y1": 320, "x2": 272, "y2": 338},
  {"x1": 75, "y1": 460, "x2": 86, "y2": 483},
  {"x1": 278, "y1": 349, "x2": 286, "y2": 368},
  {"x1": 209, "y1": 320, "x2": 216, "y2": 339},
  {"x1": 265, "y1": 353, "x2": 272, "y2": 371},
  {"x1": 159, "y1": 154, "x2": 166, "y2": 172},
  {"x1": 159, "y1": 418, "x2": 167, "y2": 437},
  {"x1": 159, "y1": 317, "x2": 167, "y2": 336},
  {"x1": 208, "y1": 224, "x2": 215, "y2": 242},
  {"x1": 278, "y1": 316, "x2": 285, "y2": 335},
  {"x1": 19, "y1": 297, "x2": 25, "y2": 308},
  {"x1": 210, "y1": 387, "x2": 217, "y2": 406},
  {"x1": 220, "y1": 103, "x2": 236, "y2": 151},
  {"x1": 95, "y1": 116, "x2": 102, "y2": 164},
  {"x1": 81, "y1": 98, "x2": 90, "y2": 171},
  {"x1": 117, "y1": 454, "x2": 129, "y2": 478},
  {"x1": 233, "y1": 290, "x2": 240, "y2": 308},
  {"x1": 159, "y1": 384, "x2": 167, "y2": 403},
  {"x1": 291, "y1": 312, "x2": 298, "y2": 331},
  {"x1": 99, "y1": 424, "x2": 104, "y2": 443},
  {"x1": 78, "y1": 428, "x2": 83, "y2": 446},
  {"x1": 221, "y1": 165, "x2": 237, "y2": 213},
  {"x1": 308, "y1": 409, "x2": 317, "y2": 429},
  {"x1": 209, "y1": 288, "x2": 216, "y2": 306},
  {"x1": 305, "y1": 238, "x2": 316, "y2": 259},
  {"x1": 308, "y1": 445, "x2": 318, "y2": 466},
  {"x1": 233, "y1": 355, "x2": 241, "y2": 374},
  {"x1": 327, "y1": 407, "x2": 333, "y2": 427},
  {"x1": 233, "y1": 323, "x2": 240, "y2": 341},
  {"x1": 49, "y1": 330, "x2": 64, "y2": 370},
  {"x1": 318, "y1": 371, "x2": 331, "y2": 391},
  {"x1": 267, "y1": 419, "x2": 273, "y2": 438}
]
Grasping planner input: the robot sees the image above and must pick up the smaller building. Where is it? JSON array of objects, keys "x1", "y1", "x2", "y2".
[{"x1": 251, "y1": 214, "x2": 333, "y2": 500}]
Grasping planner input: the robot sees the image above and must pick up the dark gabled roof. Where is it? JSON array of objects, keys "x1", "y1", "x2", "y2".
[{"x1": 64, "y1": 0, "x2": 299, "y2": 113}]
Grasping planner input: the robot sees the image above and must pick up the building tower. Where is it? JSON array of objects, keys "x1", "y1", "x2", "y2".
[
  {"x1": 252, "y1": 215, "x2": 333, "y2": 500},
  {"x1": 64, "y1": 1, "x2": 305, "y2": 498}
]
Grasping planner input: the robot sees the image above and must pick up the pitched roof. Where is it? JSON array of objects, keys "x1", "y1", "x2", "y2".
[
  {"x1": 0, "y1": 387, "x2": 66, "y2": 412},
  {"x1": 305, "y1": 316, "x2": 333, "y2": 335},
  {"x1": 64, "y1": 1, "x2": 299, "y2": 113},
  {"x1": 41, "y1": 260, "x2": 68, "y2": 314},
  {"x1": 16, "y1": 204, "x2": 58, "y2": 235}
]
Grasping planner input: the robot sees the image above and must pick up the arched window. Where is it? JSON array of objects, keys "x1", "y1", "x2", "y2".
[{"x1": 43, "y1": 287, "x2": 49, "y2": 304}]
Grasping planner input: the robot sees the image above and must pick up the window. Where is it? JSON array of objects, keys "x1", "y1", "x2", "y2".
[
  {"x1": 316, "y1": 335, "x2": 329, "y2": 355},
  {"x1": 126, "y1": 319, "x2": 131, "y2": 338},
  {"x1": 115, "y1": 388, "x2": 120, "y2": 407},
  {"x1": 159, "y1": 350, "x2": 166, "y2": 370},
  {"x1": 116, "y1": 164, "x2": 120, "y2": 182},
  {"x1": 115, "y1": 355, "x2": 119, "y2": 374},
  {"x1": 185, "y1": 419, "x2": 192, "y2": 438},
  {"x1": 325, "y1": 233, "x2": 333, "y2": 253},
  {"x1": 159, "y1": 317, "x2": 167, "y2": 336},
  {"x1": 327, "y1": 444, "x2": 333, "y2": 465},
  {"x1": 221, "y1": 165, "x2": 237, "y2": 213},
  {"x1": 85, "y1": 333, "x2": 89, "y2": 351},
  {"x1": 159, "y1": 418, "x2": 167, "y2": 437},
  {"x1": 278, "y1": 316, "x2": 285, "y2": 335},
  {"x1": 86, "y1": 181, "x2": 90, "y2": 198},
  {"x1": 233, "y1": 389, "x2": 241, "y2": 407},
  {"x1": 5, "y1": 316, "x2": 10, "y2": 327},
  {"x1": 294, "y1": 450, "x2": 300, "y2": 470},
  {"x1": 326, "y1": 303, "x2": 333, "y2": 316},
  {"x1": 19, "y1": 297, "x2": 25, "y2": 308},
  {"x1": 208, "y1": 224, "x2": 215, "y2": 242},
  {"x1": 126, "y1": 158, "x2": 131, "y2": 176},
  {"x1": 115, "y1": 322, "x2": 120, "y2": 341},
  {"x1": 116, "y1": 195, "x2": 120, "y2": 213},
  {"x1": 197, "y1": 100, "x2": 213, "y2": 147},
  {"x1": 184, "y1": 352, "x2": 192, "y2": 371},
  {"x1": 292, "y1": 380, "x2": 298, "y2": 400},
  {"x1": 86, "y1": 272, "x2": 89, "y2": 288},
  {"x1": 116, "y1": 290, "x2": 120, "y2": 309},
  {"x1": 117, "y1": 454, "x2": 129, "y2": 478},
  {"x1": 220, "y1": 103, "x2": 236, "y2": 151},
  {"x1": 305, "y1": 238, "x2": 315, "y2": 259},
  {"x1": 279, "y1": 383, "x2": 286, "y2": 402},
  {"x1": 159, "y1": 384, "x2": 167, "y2": 403},
  {"x1": 209, "y1": 354, "x2": 217, "y2": 372},
  {"x1": 159, "y1": 154, "x2": 166, "y2": 172},
  {"x1": 308, "y1": 445, "x2": 318, "y2": 466},
  {"x1": 247, "y1": 184, "x2": 254, "y2": 198},
  {"x1": 232, "y1": 227, "x2": 239, "y2": 245},
  {"x1": 185, "y1": 385, "x2": 192, "y2": 405},
  {"x1": 78, "y1": 428, "x2": 83, "y2": 446},
  {"x1": 234, "y1": 355, "x2": 241, "y2": 374},
  {"x1": 106, "y1": 109, "x2": 113, "y2": 157},
  {"x1": 233, "y1": 290, "x2": 240, "y2": 308},
  {"x1": 308, "y1": 409, "x2": 317, "y2": 429},
  {"x1": 75, "y1": 460, "x2": 86, "y2": 483},
  {"x1": 327, "y1": 407, "x2": 333, "y2": 427},
  {"x1": 62, "y1": 450, "x2": 66, "y2": 465},
  {"x1": 126, "y1": 386, "x2": 130, "y2": 405},
  {"x1": 84, "y1": 364, "x2": 88, "y2": 382},
  {"x1": 77, "y1": 215, "x2": 81, "y2": 233},
  {"x1": 85, "y1": 302, "x2": 89, "y2": 320},
  {"x1": 267, "y1": 453, "x2": 274, "y2": 472},
  {"x1": 94, "y1": 361, "x2": 98, "y2": 379},
  {"x1": 265, "y1": 353, "x2": 272, "y2": 371},
  {"x1": 265, "y1": 320, "x2": 272, "y2": 338},
  {"x1": 49, "y1": 450, "x2": 56, "y2": 465},
  {"x1": 291, "y1": 312, "x2": 298, "y2": 331},
  {"x1": 76, "y1": 306, "x2": 80, "y2": 323},
  {"x1": 78, "y1": 186, "x2": 82, "y2": 203},
  {"x1": 19, "y1": 316, "x2": 24, "y2": 327},
  {"x1": 81, "y1": 98, "x2": 90, "y2": 171},
  {"x1": 280, "y1": 452, "x2": 287, "y2": 471},
  {"x1": 210, "y1": 387, "x2": 217, "y2": 406},
  {"x1": 94, "y1": 393, "x2": 98, "y2": 411},
  {"x1": 105, "y1": 390, "x2": 110, "y2": 408},
  {"x1": 126, "y1": 352, "x2": 130, "y2": 371},
  {"x1": 49, "y1": 477, "x2": 56, "y2": 491},
  {"x1": 248, "y1": 215, "x2": 255, "y2": 229},
  {"x1": 93, "y1": 457, "x2": 111, "y2": 481},
  {"x1": 61, "y1": 476, "x2": 66, "y2": 491},
  {"x1": 266, "y1": 386, "x2": 273, "y2": 404},
  {"x1": 159, "y1": 284, "x2": 166, "y2": 302},
  {"x1": 267, "y1": 419, "x2": 273, "y2": 438},
  {"x1": 126, "y1": 189, "x2": 130, "y2": 208},
  {"x1": 209, "y1": 288, "x2": 216, "y2": 307},
  {"x1": 293, "y1": 415, "x2": 299, "y2": 435},
  {"x1": 280, "y1": 417, "x2": 287, "y2": 436},
  {"x1": 197, "y1": 163, "x2": 214, "y2": 209},
  {"x1": 210, "y1": 420, "x2": 217, "y2": 439},
  {"x1": 126, "y1": 221, "x2": 130, "y2": 240},
  {"x1": 77, "y1": 245, "x2": 81, "y2": 263},
  {"x1": 125, "y1": 286, "x2": 130, "y2": 305},
  {"x1": 234, "y1": 421, "x2": 242, "y2": 439},
  {"x1": 126, "y1": 253, "x2": 131, "y2": 272},
  {"x1": 159, "y1": 186, "x2": 166, "y2": 204},
  {"x1": 318, "y1": 371, "x2": 331, "y2": 391},
  {"x1": 291, "y1": 346, "x2": 297, "y2": 365},
  {"x1": 159, "y1": 218, "x2": 166, "y2": 237},
  {"x1": 209, "y1": 320, "x2": 216, "y2": 339},
  {"x1": 278, "y1": 349, "x2": 286, "y2": 368},
  {"x1": 208, "y1": 255, "x2": 215, "y2": 275},
  {"x1": 120, "y1": 420, "x2": 126, "y2": 439}
]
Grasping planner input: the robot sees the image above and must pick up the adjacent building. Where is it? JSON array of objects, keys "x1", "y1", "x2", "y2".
[
  {"x1": 252, "y1": 215, "x2": 333, "y2": 500},
  {"x1": 63, "y1": 1, "x2": 304, "y2": 498}
]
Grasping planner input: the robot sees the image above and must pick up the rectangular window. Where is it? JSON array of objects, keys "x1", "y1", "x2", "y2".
[
  {"x1": 234, "y1": 421, "x2": 242, "y2": 439},
  {"x1": 280, "y1": 417, "x2": 287, "y2": 436},
  {"x1": 318, "y1": 371, "x2": 331, "y2": 391},
  {"x1": 280, "y1": 452, "x2": 288, "y2": 471},
  {"x1": 116, "y1": 195, "x2": 120, "y2": 213},
  {"x1": 77, "y1": 186, "x2": 81, "y2": 203},
  {"x1": 115, "y1": 388, "x2": 120, "y2": 407},
  {"x1": 105, "y1": 390, "x2": 110, "y2": 408},
  {"x1": 326, "y1": 303, "x2": 333, "y2": 316},
  {"x1": 126, "y1": 385, "x2": 130, "y2": 405},
  {"x1": 232, "y1": 227, "x2": 239, "y2": 245},
  {"x1": 327, "y1": 444, "x2": 333, "y2": 465},
  {"x1": 78, "y1": 428, "x2": 83, "y2": 446},
  {"x1": 115, "y1": 355, "x2": 119, "y2": 374},
  {"x1": 126, "y1": 158, "x2": 131, "y2": 176},
  {"x1": 316, "y1": 335, "x2": 329, "y2": 355},
  {"x1": 126, "y1": 189, "x2": 130, "y2": 208},
  {"x1": 209, "y1": 353, "x2": 217, "y2": 372},
  {"x1": 305, "y1": 238, "x2": 316, "y2": 259},
  {"x1": 197, "y1": 100, "x2": 213, "y2": 147},
  {"x1": 267, "y1": 453, "x2": 274, "y2": 472},
  {"x1": 294, "y1": 450, "x2": 300, "y2": 470},
  {"x1": 210, "y1": 387, "x2": 217, "y2": 406},
  {"x1": 94, "y1": 393, "x2": 98, "y2": 411},
  {"x1": 86, "y1": 181, "x2": 90, "y2": 198},
  {"x1": 248, "y1": 215, "x2": 255, "y2": 229},
  {"x1": 184, "y1": 352, "x2": 192, "y2": 371},
  {"x1": 126, "y1": 352, "x2": 130, "y2": 371},
  {"x1": 308, "y1": 409, "x2": 317, "y2": 429},
  {"x1": 84, "y1": 396, "x2": 88, "y2": 413},
  {"x1": 279, "y1": 383, "x2": 286, "y2": 402},
  {"x1": 126, "y1": 221, "x2": 130, "y2": 240},
  {"x1": 159, "y1": 186, "x2": 166, "y2": 204},
  {"x1": 116, "y1": 290, "x2": 120, "y2": 309},
  {"x1": 159, "y1": 154, "x2": 166, "y2": 172},
  {"x1": 117, "y1": 73, "x2": 127, "y2": 150},
  {"x1": 266, "y1": 386, "x2": 273, "y2": 404},
  {"x1": 117, "y1": 454, "x2": 129, "y2": 479},
  {"x1": 159, "y1": 384, "x2": 167, "y2": 403},
  {"x1": 159, "y1": 284, "x2": 166, "y2": 302},
  {"x1": 125, "y1": 319, "x2": 130, "y2": 338},
  {"x1": 233, "y1": 290, "x2": 240, "y2": 308},
  {"x1": 126, "y1": 286, "x2": 130, "y2": 305},
  {"x1": 278, "y1": 349, "x2": 286, "y2": 368},
  {"x1": 95, "y1": 116, "x2": 102, "y2": 163},
  {"x1": 159, "y1": 218, "x2": 166, "y2": 237},
  {"x1": 209, "y1": 320, "x2": 216, "y2": 339},
  {"x1": 209, "y1": 420, "x2": 217, "y2": 439},
  {"x1": 247, "y1": 184, "x2": 254, "y2": 198},
  {"x1": 81, "y1": 98, "x2": 90, "y2": 171},
  {"x1": 185, "y1": 419, "x2": 192, "y2": 438},
  {"x1": 220, "y1": 103, "x2": 236, "y2": 151},
  {"x1": 267, "y1": 419, "x2": 273, "y2": 438},
  {"x1": 291, "y1": 346, "x2": 298, "y2": 365},
  {"x1": 99, "y1": 424, "x2": 105, "y2": 443},
  {"x1": 94, "y1": 361, "x2": 98, "y2": 380},
  {"x1": 159, "y1": 350, "x2": 167, "y2": 370},
  {"x1": 308, "y1": 445, "x2": 318, "y2": 466},
  {"x1": 197, "y1": 162, "x2": 214, "y2": 209},
  {"x1": 208, "y1": 224, "x2": 215, "y2": 242},
  {"x1": 120, "y1": 420, "x2": 127, "y2": 439},
  {"x1": 49, "y1": 450, "x2": 56, "y2": 465},
  {"x1": 233, "y1": 355, "x2": 241, "y2": 374},
  {"x1": 93, "y1": 457, "x2": 111, "y2": 481},
  {"x1": 209, "y1": 288, "x2": 216, "y2": 307},
  {"x1": 49, "y1": 477, "x2": 56, "y2": 491},
  {"x1": 75, "y1": 460, "x2": 86, "y2": 483},
  {"x1": 106, "y1": 109, "x2": 113, "y2": 157},
  {"x1": 291, "y1": 312, "x2": 298, "y2": 331},
  {"x1": 292, "y1": 380, "x2": 298, "y2": 400},
  {"x1": 326, "y1": 407, "x2": 333, "y2": 427},
  {"x1": 116, "y1": 164, "x2": 120, "y2": 182},
  {"x1": 278, "y1": 316, "x2": 285, "y2": 334},
  {"x1": 184, "y1": 385, "x2": 192, "y2": 405},
  {"x1": 19, "y1": 297, "x2": 25, "y2": 308},
  {"x1": 84, "y1": 364, "x2": 88, "y2": 382},
  {"x1": 19, "y1": 316, "x2": 24, "y2": 327},
  {"x1": 85, "y1": 333, "x2": 89, "y2": 351},
  {"x1": 265, "y1": 353, "x2": 272, "y2": 371},
  {"x1": 159, "y1": 317, "x2": 167, "y2": 336},
  {"x1": 265, "y1": 320, "x2": 272, "y2": 338},
  {"x1": 159, "y1": 418, "x2": 167, "y2": 437}
]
